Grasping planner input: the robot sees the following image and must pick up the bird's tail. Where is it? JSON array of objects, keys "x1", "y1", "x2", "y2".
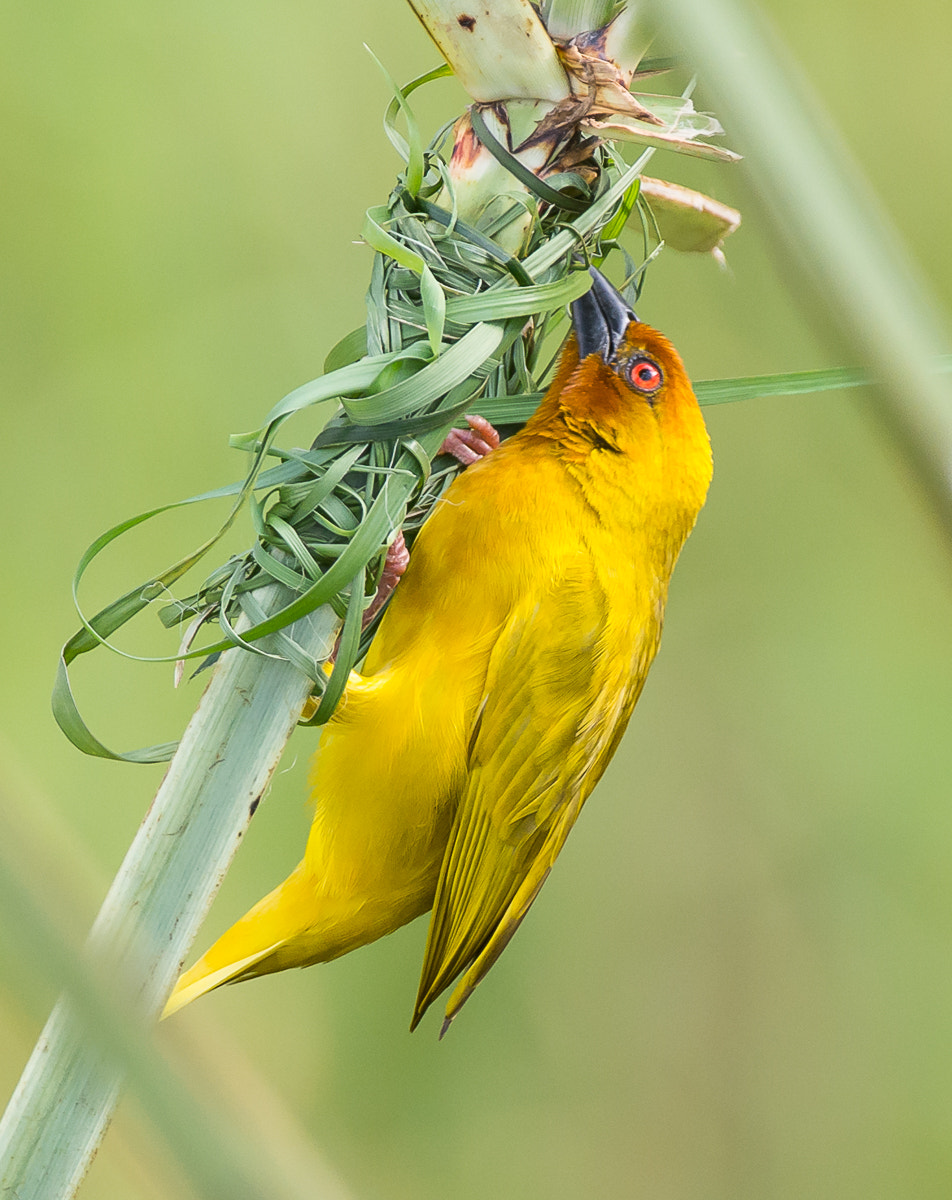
[
  {"x1": 163, "y1": 863, "x2": 327, "y2": 1018},
  {"x1": 163, "y1": 860, "x2": 435, "y2": 1018}
]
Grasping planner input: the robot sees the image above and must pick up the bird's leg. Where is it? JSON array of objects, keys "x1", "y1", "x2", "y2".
[
  {"x1": 365, "y1": 416, "x2": 500, "y2": 623},
  {"x1": 439, "y1": 414, "x2": 500, "y2": 466},
  {"x1": 319, "y1": 415, "x2": 502, "y2": 681},
  {"x1": 311, "y1": 534, "x2": 410, "y2": 691},
  {"x1": 361, "y1": 531, "x2": 410, "y2": 629},
  {"x1": 359, "y1": 417, "x2": 500, "y2": 626}
]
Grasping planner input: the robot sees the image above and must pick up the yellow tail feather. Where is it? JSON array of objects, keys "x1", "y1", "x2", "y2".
[
  {"x1": 162, "y1": 864, "x2": 319, "y2": 1018},
  {"x1": 162, "y1": 860, "x2": 437, "y2": 1019},
  {"x1": 162, "y1": 942, "x2": 286, "y2": 1017}
]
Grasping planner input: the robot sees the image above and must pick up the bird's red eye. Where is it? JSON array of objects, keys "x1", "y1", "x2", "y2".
[{"x1": 626, "y1": 357, "x2": 663, "y2": 394}]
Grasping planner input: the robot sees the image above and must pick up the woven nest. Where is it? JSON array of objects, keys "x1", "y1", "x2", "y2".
[{"x1": 58, "y1": 75, "x2": 660, "y2": 760}]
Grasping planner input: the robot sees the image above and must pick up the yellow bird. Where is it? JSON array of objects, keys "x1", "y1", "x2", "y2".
[{"x1": 164, "y1": 269, "x2": 713, "y2": 1033}]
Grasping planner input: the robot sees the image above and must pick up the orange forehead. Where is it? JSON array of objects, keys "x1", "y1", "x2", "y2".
[{"x1": 617, "y1": 323, "x2": 684, "y2": 369}]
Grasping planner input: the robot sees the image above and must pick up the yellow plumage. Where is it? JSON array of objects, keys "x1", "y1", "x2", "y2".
[{"x1": 164, "y1": 272, "x2": 712, "y2": 1032}]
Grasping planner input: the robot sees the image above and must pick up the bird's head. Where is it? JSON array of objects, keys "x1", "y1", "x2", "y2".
[
  {"x1": 565, "y1": 267, "x2": 699, "y2": 428},
  {"x1": 530, "y1": 266, "x2": 710, "y2": 478},
  {"x1": 518, "y1": 267, "x2": 712, "y2": 516}
]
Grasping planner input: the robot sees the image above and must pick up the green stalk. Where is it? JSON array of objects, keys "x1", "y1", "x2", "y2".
[
  {"x1": 542, "y1": 0, "x2": 618, "y2": 40},
  {"x1": 647, "y1": 0, "x2": 952, "y2": 533},
  {"x1": 408, "y1": 0, "x2": 569, "y2": 101},
  {"x1": 0, "y1": 591, "x2": 334, "y2": 1198},
  {"x1": 0, "y1": 774, "x2": 352, "y2": 1200}
]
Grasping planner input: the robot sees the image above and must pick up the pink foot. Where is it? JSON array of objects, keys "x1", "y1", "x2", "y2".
[
  {"x1": 329, "y1": 533, "x2": 409, "y2": 663},
  {"x1": 338, "y1": 419, "x2": 501, "y2": 652},
  {"x1": 361, "y1": 531, "x2": 409, "y2": 629},
  {"x1": 439, "y1": 414, "x2": 500, "y2": 466}
]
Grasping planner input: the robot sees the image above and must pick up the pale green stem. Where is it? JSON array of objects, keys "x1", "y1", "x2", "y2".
[
  {"x1": 0, "y1": 590, "x2": 336, "y2": 1198},
  {"x1": 542, "y1": 0, "x2": 617, "y2": 40},
  {"x1": 648, "y1": 0, "x2": 952, "y2": 533},
  {"x1": 406, "y1": 0, "x2": 569, "y2": 101},
  {"x1": 0, "y1": 777, "x2": 351, "y2": 1200}
]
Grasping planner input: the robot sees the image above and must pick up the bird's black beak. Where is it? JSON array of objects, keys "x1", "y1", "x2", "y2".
[{"x1": 571, "y1": 267, "x2": 637, "y2": 363}]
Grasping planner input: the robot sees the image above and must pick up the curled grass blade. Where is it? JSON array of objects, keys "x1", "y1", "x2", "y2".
[{"x1": 54, "y1": 64, "x2": 732, "y2": 766}]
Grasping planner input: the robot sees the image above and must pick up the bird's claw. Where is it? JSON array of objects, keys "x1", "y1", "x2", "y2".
[
  {"x1": 336, "y1": 419, "x2": 500, "y2": 664},
  {"x1": 362, "y1": 532, "x2": 409, "y2": 630},
  {"x1": 439, "y1": 415, "x2": 500, "y2": 466}
]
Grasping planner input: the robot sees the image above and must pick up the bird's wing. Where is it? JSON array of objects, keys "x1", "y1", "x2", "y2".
[{"x1": 411, "y1": 566, "x2": 645, "y2": 1033}]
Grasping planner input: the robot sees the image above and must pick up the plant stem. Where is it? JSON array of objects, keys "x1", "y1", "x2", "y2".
[
  {"x1": 0, "y1": 590, "x2": 334, "y2": 1198},
  {"x1": 648, "y1": 0, "x2": 952, "y2": 535}
]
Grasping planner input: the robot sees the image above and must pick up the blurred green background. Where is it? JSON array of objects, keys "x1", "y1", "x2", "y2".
[{"x1": 2, "y1": 1, "x2": 952, "y2": 1197}]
